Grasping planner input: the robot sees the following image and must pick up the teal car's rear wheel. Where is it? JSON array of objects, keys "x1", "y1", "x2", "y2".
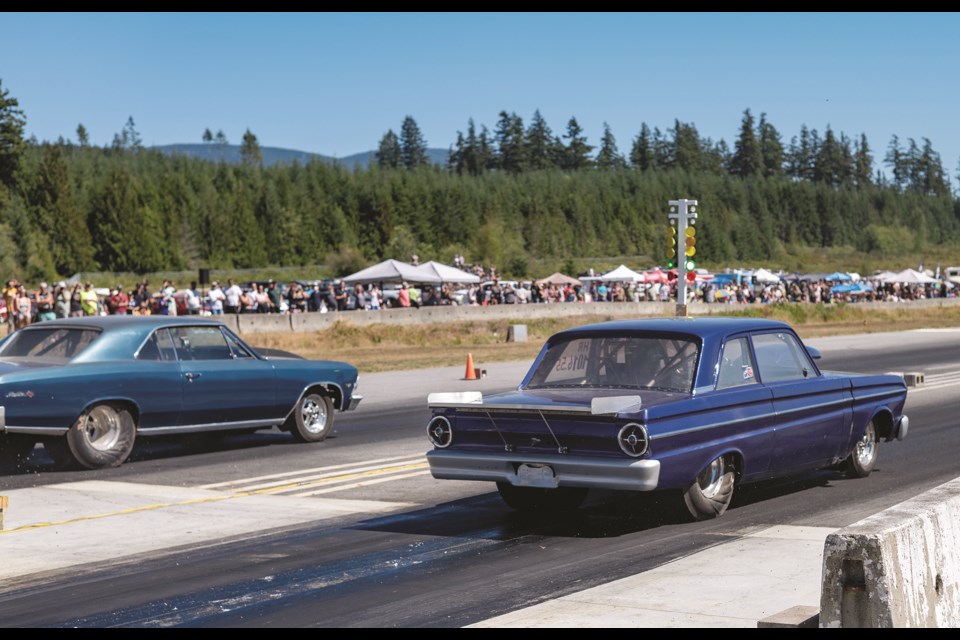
[
  {"x1": 60, "y1": 403, "x2": 137, "y2": 470},
  {"x1": 682, "y1": 455, "x2": 735, "y2": 521}
]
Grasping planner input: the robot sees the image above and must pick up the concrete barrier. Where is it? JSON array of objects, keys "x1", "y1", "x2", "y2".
[
  {"x1": 220, "y1": 296, "x2": 960, "y2": 335},
  {"x1": 820, "y1": 476, "x2": 960, "y2": 627}
]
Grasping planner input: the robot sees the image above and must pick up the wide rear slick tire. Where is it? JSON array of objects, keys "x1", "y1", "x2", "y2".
[
  {"x1": 682, "y1": 455, "x2": 735, "y2": 521},
  {"x1": 496, "y1": 483, "x2": 589, "y2": 512},
  {"x1": 290, "y1": 392, "x2": 334, "y2": 443},
  {"x1": 52, "y1": 403, "x2": 137, "y2": 470}
]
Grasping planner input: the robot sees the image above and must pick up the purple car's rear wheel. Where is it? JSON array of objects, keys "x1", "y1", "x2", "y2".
[
  {"x1": 682, "y1": 455, "x2": 735, "y2": 521},
  {"x1": 290, "y1": 392, "x2": 333, "y2": 443},
  {"x1": 844, "y1": 420, "x2": 879, "y2": 478}
]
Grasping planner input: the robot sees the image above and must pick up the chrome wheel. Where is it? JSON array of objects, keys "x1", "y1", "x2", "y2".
[
  {"x1": 682, "y1": 454, "x2": 735, "y2": 521},
  {"x1": 697, "y1": 456, "x2": 728, "y2": 499},
  {"x1": 300, "y1": 396, "x2": 328, "y2": 435},
  {"x1": 64, "y1": 403, "x2": 136, "y2": 470},
  {"x1": 290, "y1": 392, "x2": 334, "y2": 443},
  {"x1": 80, "y1": 405, "x2": 124, "y2": 452},
  {"x1": 844, "y1": 421, "x2": 879, "y2": 478}
]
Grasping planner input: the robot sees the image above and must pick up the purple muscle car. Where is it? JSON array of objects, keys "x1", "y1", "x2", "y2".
[{"x1": 426, "y1": 317, "x2": 909, "y2": 520}]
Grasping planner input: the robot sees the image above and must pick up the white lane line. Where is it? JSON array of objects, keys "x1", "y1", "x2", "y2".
[
  {"x1": 287, "y1": 470, "x2": 433, "y2": 497},
  {"x1": 209, "y1": 459, "x2": 430, "y2": 495},
  {"x1": 197, "y1": 454, "x2": 425, "y2": 490}
]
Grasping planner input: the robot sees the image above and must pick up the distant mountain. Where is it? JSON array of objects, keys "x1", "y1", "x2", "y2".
[{"x1": 152, "y1": 144, "x2": 450, "y2": 169}]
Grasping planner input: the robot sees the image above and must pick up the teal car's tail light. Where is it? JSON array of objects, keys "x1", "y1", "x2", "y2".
[{"x1": 618, "y1": 423, "x2": 649, "y2": 457}]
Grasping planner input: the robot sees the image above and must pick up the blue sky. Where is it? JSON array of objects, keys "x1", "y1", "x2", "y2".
[{"x1": 2, "y1": 12, "x2": 958, "y2": 186}]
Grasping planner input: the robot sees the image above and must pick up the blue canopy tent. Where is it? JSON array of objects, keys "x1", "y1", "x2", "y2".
[
  {"x1": 824, "y1": 271, "x2": 852, "y2": 282},
  {"x1": 831, "y1": 282, "x2": 872, "y2": 295}
]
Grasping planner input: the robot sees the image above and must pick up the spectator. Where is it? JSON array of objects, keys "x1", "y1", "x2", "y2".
[
  {"x1": 3, "y1": 279, "x2": 18, "y2": 333},
  {"x1": 208, "y1": 282, "x2": 226, "y2": 315},
  {"x1": 80, "y1": 283, "x2": 99, "y2": 316},
  {"x1": 335, "y1": 281, "x2": 348, "y2": 311},
  {"x1": 68, "y1": 282, "x2": 84, "y2": 317},
  {"x1": 368, "y1": 284, "x2": 382, "y2": 310},
  {"x1": 398, "y1": 282, "x2": 411, "y2": 308},
  {"x1": 160, "y1": 280, "x2": 178, "y2": 316},
  {"x1": 54, "y1": 282, "x2": 70, "y2": 318},
  {"x1": 323, "y1": 283, "x2": 338, "y2": 312},
  {"x1": 35, "y1": 282, "x2": 56, "y2": 322},
  {"x1": 288, "y1": 281, "x2": 307, "y2": 313},
  {"x1": 268, "y1": 280, "x2": 282, "y2": 313},
  {"x1": 256, "y1": 283, "x2": 271, "y2": 313},
  {"x1": 408, "y1": 284, "x2": 421, "y2": 308},
  {"x1": 16, "y1": 285, "x2": 33, "y2": 328},
  {"x1": 184, "y1": 282, "x2": 201, "y2": 315},
  {"x1": 224, "y1": 279, "x2": 242, "y2": 315},
  {"x1": 240, "y1": 286, "x2": 257, "y2": 313},
  {"x1": 353, "y1": 283, "x2": 367, "y2": 310},
  {"x1": 107, "y1": 284, "x2": 129, "y2": 315}
]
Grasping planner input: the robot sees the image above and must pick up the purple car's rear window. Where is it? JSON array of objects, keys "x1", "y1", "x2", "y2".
[
  {"x1": 0, "y1": 327, "x2": 101, "y2": 360},
  {"x1": 525, "y1": 335, "x2": 699, "y2": 393}
]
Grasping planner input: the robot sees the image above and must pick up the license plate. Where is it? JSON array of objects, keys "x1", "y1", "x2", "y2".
[{"x1": 517, "y1": 463, "x2": 557, "y2": 488}]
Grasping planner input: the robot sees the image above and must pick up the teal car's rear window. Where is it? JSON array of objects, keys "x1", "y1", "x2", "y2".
[{"x1": 0, "y1": 327, "x2": 101, "y2": 361}]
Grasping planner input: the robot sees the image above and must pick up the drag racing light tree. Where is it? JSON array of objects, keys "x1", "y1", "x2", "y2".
[{"x1": 668, "y1": 199, "x2": 698, "y2": 311}]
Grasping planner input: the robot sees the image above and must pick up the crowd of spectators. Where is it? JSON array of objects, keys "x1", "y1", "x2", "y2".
[{"x1": 2, "y1": 264, "x2": 955, "y2": 332}]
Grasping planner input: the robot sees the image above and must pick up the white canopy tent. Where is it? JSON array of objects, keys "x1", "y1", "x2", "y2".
[
  {"x1": 342, "y1": 259, "x2": 441, "y2": 285},
  {"x1": 599, "y1": 264, "x2": 647, "y2": 282},
  {"x1": 414, "y1": 261, "x2": 480, "y2": 284},
  {"x1": 880, "y1": 268, "x2": 938, "y2": 284},
  {"x1": 751, "y1": 268, "x2": 782, "y2": 283}
]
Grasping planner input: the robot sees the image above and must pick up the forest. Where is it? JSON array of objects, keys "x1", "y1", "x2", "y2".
[{"x1": 1, "y1": 78, "x2": 958, "y2": 284}]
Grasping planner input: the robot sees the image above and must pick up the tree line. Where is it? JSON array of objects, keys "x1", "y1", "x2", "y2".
[{"x1": 1, "y1": 78, "x2": 958, "y2": 284}]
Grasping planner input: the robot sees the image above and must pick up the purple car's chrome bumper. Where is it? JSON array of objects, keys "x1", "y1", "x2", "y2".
[{"x1": 426, "y1": 449, "x2": 661, "y2": 492}]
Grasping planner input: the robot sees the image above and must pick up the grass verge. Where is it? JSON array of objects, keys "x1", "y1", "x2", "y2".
[{"x1": 245, "y1": 302, "x2": 960, "y2": 374}]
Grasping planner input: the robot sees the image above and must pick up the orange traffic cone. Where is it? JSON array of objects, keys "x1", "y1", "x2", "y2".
[{"x1": 463, "y1": 353, "x2": 477, "y2": 380}]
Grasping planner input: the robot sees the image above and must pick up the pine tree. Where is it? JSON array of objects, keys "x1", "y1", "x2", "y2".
[
  {"x1": 494, "y1": 111, "x2": 526, "y2": 173},
  {"x1": 562, "y1": 117, "x2": 593, "y2": 170},
  {"x1": 595, "y1": 122, "x2": 624, "y2": 169},
  {"x1": 29, "y1": 144, "x2": 95, "y2": 274},
  {"x1": 399, "y1": 115, "x2": 429, "y2": 169},
  {"x1": 376, "y1": 129, "x2": 402, "y2": 169},
  {"x1": 525, "y1": 109, "x2": 555, "y2": 170},
  {"x1": 629, "y1": 123, "x2": 653, "y2": 171},
  {"x1": 241, "y1": 128, "x2": 263, "y2": 167},
  {"x1": 670, "y1": 120, "x2": 702, "y2": 172},
  {"x1": 76, "y1": 123, "x2": 90, "y2": 147},
  {"x1": 730, "y1": 108, "x2": 763, "y2": 178},
  {"x1": 202, "y1": 128, "x2": 213, "y2": 144},
  {"x1": 853, "y1": 133, "x2": 874, "y2": 190},
  {"x1": 758, "y1": 113, "x2": 784, "y2": 178},
  {"x1": 885, "y1": 135, "x2": 905, "y2": 190},
  {"x1": 0, "y1": 78, "x2": 27, "y2": 190}
]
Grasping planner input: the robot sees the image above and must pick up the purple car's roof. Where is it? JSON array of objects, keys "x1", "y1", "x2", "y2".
[{"x1": 553, "y1": 316, "x2": 794, "y2": 341}]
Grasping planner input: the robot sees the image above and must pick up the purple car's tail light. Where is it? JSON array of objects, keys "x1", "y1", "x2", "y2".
[
  {"x1": 618, "y1": 423, "x2": 649, "y2": 457},
  {"x1": 427, "y1": 415, "x2": 453, "y2": 448}
]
